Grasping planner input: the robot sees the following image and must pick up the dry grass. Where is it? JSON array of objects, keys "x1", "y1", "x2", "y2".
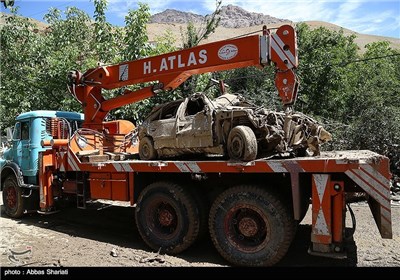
[
  {"x1": 303, "y1": 21, "x2": 400, "y2": 53},
  {"x1": 147, "y1": 21, "x2": 400, "y2": 53}
]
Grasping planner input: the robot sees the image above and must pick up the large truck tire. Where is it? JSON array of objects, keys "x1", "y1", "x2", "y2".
[
  {"x1": 209, "y1": 185, "x2": 296, "y2": 266},
  {"x1": 188, "y1": 186, "x2": 209, "y2": 241},
  {"x1": 135, "y1": 181, "x2": 201, "y2": 254},
  {"x1": 2, "y1": 176, "x2": 24, "y2": 218},
  {"x1": 227, "y1": 126, "x2": 257, "y2": 161}
]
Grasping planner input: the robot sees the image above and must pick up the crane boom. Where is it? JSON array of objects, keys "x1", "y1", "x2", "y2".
[{"x1": 68, "y1": 25, "x2": 298, "y2": 128}]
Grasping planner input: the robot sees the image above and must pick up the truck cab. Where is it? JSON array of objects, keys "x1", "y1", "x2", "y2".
[{"x1": 1, "y1": 110, "x2": 84, "y2": 217}]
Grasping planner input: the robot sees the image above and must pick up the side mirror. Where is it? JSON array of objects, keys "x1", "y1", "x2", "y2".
[{"x1": 6, "y1": 127, "x2": 13, "y2": 141}]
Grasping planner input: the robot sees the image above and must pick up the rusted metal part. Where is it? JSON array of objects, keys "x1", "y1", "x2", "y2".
[
  {"x1": 5, "y1": 184, "x2": 17, "y2": 210},
  {"x1": 147, "y1": 200, "x2": 178, "y2": 237},
  {"x1": 158, "y1": 207, "x2": 175, "y2": 227},
  {"x1": 224, "y1": 204, "x2": 269, "y2": 253},
  {"x1": 238, "y1": 217, "x2": 259, "y2": 237}
]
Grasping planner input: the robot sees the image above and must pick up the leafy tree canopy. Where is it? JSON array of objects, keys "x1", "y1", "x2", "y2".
[{"x1": 1, "y1": 1, "x2": 399, "y2": 156}]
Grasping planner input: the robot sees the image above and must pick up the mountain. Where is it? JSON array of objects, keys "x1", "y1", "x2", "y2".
[
  {"x1": 150, "y1": 9, "x2": 204, "y2": 25},
  {"x1": 150, "y1": 5, "x2": 287, "y2": 28},
  {"x1": 147, "y1": 5, "x2": 399, "y2": 52},
  {"x1": 1, "y1": 4, "x2": 399, "y2": 52}
]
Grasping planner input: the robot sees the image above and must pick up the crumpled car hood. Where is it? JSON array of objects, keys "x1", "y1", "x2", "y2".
[{"x1": 212, "y1": 93, "x2": 332, "y2": 157}]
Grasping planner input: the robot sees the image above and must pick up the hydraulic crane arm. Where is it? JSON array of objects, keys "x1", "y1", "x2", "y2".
[{"x1": 68, "y1": 25, "x2": 298, "y2": 127}]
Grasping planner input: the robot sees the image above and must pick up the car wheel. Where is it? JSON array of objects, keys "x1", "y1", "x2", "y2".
[
  {"x1": 135, "y1": 181, "x2": 202, "y2": 254},
  {"x1": 139, "y1": 136, "x2": 158, "y2": 160},
  {"x1": 227, "y1": 126, "x2": 257, "y2": 161},
  {"x1": 209, "y1": 185, "x2": 296, "y2": 266},
  {"x1": 2, "y1": 176, "x2": 24, "y2": 218}
]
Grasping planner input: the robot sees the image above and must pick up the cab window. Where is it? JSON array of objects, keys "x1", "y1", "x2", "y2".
[
  {"x1": 13, "y1": 122, "x2": 21, "y2": 140},
  {"x1": 21, "y1": 122, "x2": 29, "y2": 140},
  {"x1": 185, "y1": 98, "x2": 205, "y2": 116},
  {"x1": 160, "y1": 103, "x2": 180, "y2": 119}
]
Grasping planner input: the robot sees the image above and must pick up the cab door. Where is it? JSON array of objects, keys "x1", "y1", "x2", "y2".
[{"x1": 12, "y1": 120, "x2": 31, "y2": 174}]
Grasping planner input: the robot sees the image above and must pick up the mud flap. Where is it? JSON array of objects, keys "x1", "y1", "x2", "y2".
[{"x1": 344, "y1": 162, "x2": 392, "y2": 239}]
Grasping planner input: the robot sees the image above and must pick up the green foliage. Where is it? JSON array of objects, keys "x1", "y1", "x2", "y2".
[
  {"x1": 179, "y1": 0, "x2": 221, "y2": 96},
  {"x1": 180, "y1": 0, "x2": 221, "y2": 49},
  {"x1": 93, "y1": 0, "x2": 118, "y2": 63},
  {"x1": 294, "y1": 23, "x2": 400, "y2": 154},
  {"x1": 336, "y1": 42, "x2": 400, "y2": 154},
  {"x1": 218, "y1": 67, "x2": 280, "y2": 110},
  {"x1": 41, "y1": 7, "x2": 97, "y2": 112},
  {"x1": 148, "y1": 29, "x2": 177, "y2": 56},
  {"x1": 295, "y1": 23, "x2": 359, "y2": 118},
  {"x1": 123, "y1": 3, "x2": 151, "y2": 60},
  {"x1": 1, "y1": 8, "x2": 48, "y2": 130},
  {"x1": 1, "y1": 3, "x2": 398, "y2": 155}
]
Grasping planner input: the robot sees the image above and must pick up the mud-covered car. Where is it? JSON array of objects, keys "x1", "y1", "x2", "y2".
[{"x1": 137, "y1": 93, "x2": 331, "y2": 161}]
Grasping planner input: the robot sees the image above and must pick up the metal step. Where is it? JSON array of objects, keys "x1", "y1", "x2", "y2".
[{"x1": 76, "y1": 174, "x2": 87, "y2": 209}]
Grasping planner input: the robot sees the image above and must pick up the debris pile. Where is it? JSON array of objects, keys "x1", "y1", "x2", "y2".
[{"x1": 212, "y1": 93, "x2": 332, "y2": 158}]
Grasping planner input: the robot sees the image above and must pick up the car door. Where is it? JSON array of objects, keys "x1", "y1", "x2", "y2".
[
  {"x1": 149, "y1": 103, "x2": 180, "y2": 150},
  {"x1": 176, "y1": 96, "x2": 214, "y2": 149}
]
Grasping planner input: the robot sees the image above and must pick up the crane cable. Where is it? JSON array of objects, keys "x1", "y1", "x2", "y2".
[
  {"x1": 223, "y1": 53, "x2": 400, "y2": 83},
  {"x1": 300, "y1": 53, "x2": 400, "y2": 71}
]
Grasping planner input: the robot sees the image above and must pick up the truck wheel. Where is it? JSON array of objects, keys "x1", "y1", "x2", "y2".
[
  {"x1": 209, "y1": 185, "x2": 296, "y2": 266},
  {"x1": 227, "y1": 126, "x2": 257, "y2": 161},
  {"x1": 188, "y1": 186, "x2": 209, "y2": 241},
  {"x1": 2, "y1": 176, "x2": 24, "y2": 218},
  {"x1": 139, "y1": 136, "x2": 158, "y2": 160},
  {"x1": 135, "y1": 182, "x2": 201, "y2": 254}
]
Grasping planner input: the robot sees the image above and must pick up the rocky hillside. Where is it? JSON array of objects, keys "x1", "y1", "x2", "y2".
[
  {"x1": 150, "y1": 9, "x2": 204, "y2": 25},
  {"x1": 150, "y1": 4, "x2": 287, "y2": 28}
]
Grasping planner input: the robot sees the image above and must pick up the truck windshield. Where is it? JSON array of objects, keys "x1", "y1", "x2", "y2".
[
  {"x1": 12, "y1": 122, "x2": 20, "y2": 140},
  {"x1": 12, "y1": 121, "x2": 29, "y2": 141}
]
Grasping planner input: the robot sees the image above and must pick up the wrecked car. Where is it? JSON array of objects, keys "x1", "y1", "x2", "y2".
[{"x1": 137, "y1": 92, "x2": 331, "y2": 161}]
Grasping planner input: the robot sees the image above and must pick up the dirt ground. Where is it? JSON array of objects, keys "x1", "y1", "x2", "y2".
[{"x1": 0, "y1": 194, "x2": 399, "y2": 268}]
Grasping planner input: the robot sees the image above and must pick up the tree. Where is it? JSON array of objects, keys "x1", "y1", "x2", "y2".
[
  {"x1": 93, "y1": 0, "x2": 120, "y2": 63},
  {"x1": 0, "y1": 7, "x2": 47, "y2": 130},
  {"x1": 339, "y1": 42, "x2": 400, "y2": 154},
  {"x1": 1, "y1": 2, "x2": 399, "y2": 157},
  {"x1": 42, "y1": 7, "x2": 97, "y2": 112},
  {"x1": 217, "y1": 67, "x2": 279, "y2": 110},
  {"x1": 123, "y1": 2, "x2": 151, "y2": 61},
  {"x1": 181, "y1": 0, "x2": 221, "y2": 49},
  {"x1": 295, "y1": 23, "x2": 359, "y2": 119},
  {"x1": 104, "y1": 3, "x2": 178, "y2": 124},
  {"x1": 179, "y1": 0, "x2": 222, "y2": 96}
]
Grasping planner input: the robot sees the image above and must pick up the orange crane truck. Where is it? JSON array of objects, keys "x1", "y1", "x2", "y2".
[{"x1": 0, "y1": 25, "x2": 392, "y2": 266}]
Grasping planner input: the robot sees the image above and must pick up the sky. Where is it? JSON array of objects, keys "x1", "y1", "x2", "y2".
[{"x1": 1, "y1": 0, "x2": 399, "y2": 38}]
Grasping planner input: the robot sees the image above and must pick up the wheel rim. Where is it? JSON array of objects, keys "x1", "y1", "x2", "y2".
[
  {"x1": 230, "y1": 133, "x2": 244, "y2": 159},
  {"x1": 224, "y1": 204, "x2": 270, "y2": 253},
  {"x1": 147, "y1": 198, "x2": 179, "y2": 239},
  {"x1": 5, "y1": 185, "x2": 17, "y2": 211},
  {"x1": 142, "y1": 143, "x2": 150, "y2": 158}
]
